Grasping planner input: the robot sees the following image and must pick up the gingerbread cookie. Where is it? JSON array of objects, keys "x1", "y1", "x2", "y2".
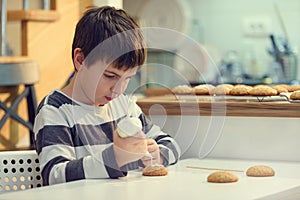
[
  {"x1": 142, "y1": 165, "x2": 168, "y2": 176},
  {"x1": 229, "y1": 85, "x2": 252, "y2": 96},
  {"x1": 207, "y1": 171, "x2": 238, "y2": 183},
  {"x1": 171, "y1": 85, "x2": 193, "y2": 94},
  {"x1": 193, "y1": 84, "x2": 215, "y2": 95},
  {"x1": 290, "y1": 90, "x2": 300, "y2": 100},
  {"x1": 246, "y1": 165, "x2": 275, "y2": 177},
  {"x1": 249, "y1": 85, "x2": 277, "y2": 96}
]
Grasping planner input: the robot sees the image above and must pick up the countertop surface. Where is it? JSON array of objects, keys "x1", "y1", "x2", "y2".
[
  {"x1": 1, "y1": 158, "x2": 300, "y2": 200},
  {"x1": 137, "y1": 94, "x2": 300, "y2": 117}
]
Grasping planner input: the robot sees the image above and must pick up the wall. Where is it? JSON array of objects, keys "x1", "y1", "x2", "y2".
[{"x1": 150, "y1": 115, "x2": 300, "y2": 162}]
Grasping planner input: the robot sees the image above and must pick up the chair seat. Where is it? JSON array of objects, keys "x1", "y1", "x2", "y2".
[{"x1": 0, "y1": 56, "x2": 39, "y2": 86}]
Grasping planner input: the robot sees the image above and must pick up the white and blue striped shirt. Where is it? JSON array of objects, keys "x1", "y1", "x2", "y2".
[{"x1": 34, "y1": 90, "x2": 180, "y2": 185}]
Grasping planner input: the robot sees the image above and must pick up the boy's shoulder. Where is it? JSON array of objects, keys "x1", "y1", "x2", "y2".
[{"x1": 37, "y1": 90, "x2": 74, "y2": 110}]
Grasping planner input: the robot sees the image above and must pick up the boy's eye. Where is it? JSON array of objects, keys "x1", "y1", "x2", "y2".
[{"x1": 104, "y1": 73, "x2": 118, "y2": 79}]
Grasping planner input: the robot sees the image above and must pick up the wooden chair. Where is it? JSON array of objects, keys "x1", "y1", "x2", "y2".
[
  {"x1": 1, "y1": 0, "x2": 40, "y2": 149},
  {"x1": 0, "y1": 57, "x2": 39, "y2": 149}
]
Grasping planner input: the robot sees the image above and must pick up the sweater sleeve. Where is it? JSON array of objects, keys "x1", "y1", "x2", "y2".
[
  {"x1": 136, "y1": 108, "x2": 181, "y2": 166},
  {"x1": 34, "y1": 103, "x2": 126, "y2": 186}
]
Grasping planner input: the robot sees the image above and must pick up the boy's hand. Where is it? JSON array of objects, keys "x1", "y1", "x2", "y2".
[
  {"x1": 141, "y1": 139, "x2": 162, "y2": 166},
  {"x1": 113, "y1": 130, "x2": 148, "y2": 168}
]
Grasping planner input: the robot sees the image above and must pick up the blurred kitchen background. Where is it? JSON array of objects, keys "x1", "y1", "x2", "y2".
[
  {"x1": 0, "y1": 0, "x2": 299, "y2": 149},
  {"x1": 3, "y1": 0, "x2": 300, "y2": 93},
  {"x1": 123, "y1": 0, "x2": 300, "y2": 93}
]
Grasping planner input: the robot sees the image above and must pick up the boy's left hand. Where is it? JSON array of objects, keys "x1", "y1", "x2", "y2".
[{"x1": 141, "y1": 139, "x2": 162, "y2": 166}]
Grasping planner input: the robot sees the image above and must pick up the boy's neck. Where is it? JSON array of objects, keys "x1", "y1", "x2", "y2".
[{"x1": 61, "y1": 76, "x2": 75, "y2": 98}]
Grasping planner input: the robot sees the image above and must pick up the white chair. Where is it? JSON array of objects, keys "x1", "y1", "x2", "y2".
[{"x1": 0, "y1": 150, "x2": 42, "y2": 193}]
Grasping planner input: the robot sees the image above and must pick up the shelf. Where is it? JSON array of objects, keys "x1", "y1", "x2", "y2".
[
  {"x1": 0, "y1": 56, "x2": 32, "y2": 64},
  {"x1": 137, "y1": 94, "x2": 300, "y2": 118},
  {"x1": 7, "y1": 10, "x2": 60, "y2": 22}
]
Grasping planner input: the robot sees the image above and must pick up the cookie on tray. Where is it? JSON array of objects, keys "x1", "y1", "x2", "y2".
[
  {"x1": 193, "y1": 84, "x2": 215, "y2": 95},
  {"x1": 142, "y1": 165, "x2": 168, "y2": 176},
  {"x1": 290, "y1": 90, "x2": 300, "y2": 100},
  {"x1": 211, "y1": 84, "x2": 233, "y2": 95},
  {"x1": 171, "y1": 85, "x2": 193, "y2": 95},
  {"x1": 246, "y1": 165, "x2": 275, "y2": 177},
  {"x1": 272, "y1": 85, "x2": 289, "y2": 94},
  {"x1": 207, "y1": 171, "x2": 238, "y2": 183},
  {"x1": 288, "y1": 85, "x2": 300, "y2": 92},
  {"x1": 229, "y1": 84, "x2": 252, "y2": 96},
  {"x1": 249, "y1": 85, "x2": 277, "y2": 96}
]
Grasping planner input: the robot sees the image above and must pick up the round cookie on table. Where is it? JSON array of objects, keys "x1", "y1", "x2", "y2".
[
  {"x1": 207, "y1": 171, "x2": 238, "y2": 183},
  {"x1": 142, "y1": 165, "x2": 168, "y2": 176},
  {"x1": 246, "y1": 165, "x2": 275, "y2": 177}
]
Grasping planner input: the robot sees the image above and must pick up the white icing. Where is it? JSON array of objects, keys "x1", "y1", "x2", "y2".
[{"x1": 117, "y1": 117, "x2": 142, "y2": 138}]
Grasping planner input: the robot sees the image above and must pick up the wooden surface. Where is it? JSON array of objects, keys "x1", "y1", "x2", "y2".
[
  {"x1": 0, "y1": 56, "x2": 32, "y2": 63},
  {"x1": 1, "y1": 0, "x2": 80, "y2": 150},
  {"x1": 8, "y1": 10, "x2": 60, "y2": 22},
  {"x1": 145, "y1": 87, "x2": 173, "y2": 96},
  {"x1": 26, "y1": 0, "x2": 80, "y2": 101},
  {"x1": 137, "y1": 94, "x2": 300, "y2": 118}
]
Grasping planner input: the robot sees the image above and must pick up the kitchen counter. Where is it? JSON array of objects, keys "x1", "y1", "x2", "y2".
[
  {"x1": 137, "y1": 94, "x2": 300, "y2": 118},
  {"x1": 136, "y1": 94, "x2": 300, "y2": 162}
]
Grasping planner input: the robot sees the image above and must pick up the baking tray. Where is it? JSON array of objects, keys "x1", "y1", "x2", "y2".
[
  {"x1": 175, "y1": 94, "x2": 288, "y2": 102},
  {"x1": 280, "y1": 92, "x2": 300, "y2": 103}
]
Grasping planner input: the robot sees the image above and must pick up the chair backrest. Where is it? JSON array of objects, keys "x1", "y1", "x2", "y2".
[{"x1": 0, "y1": 150, "x2": 42, "y2": 193}]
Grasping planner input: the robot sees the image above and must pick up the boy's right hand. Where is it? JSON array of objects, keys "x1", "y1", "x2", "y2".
[{"x1": 113, "y1": 130, "x2": 148, "y2": 168}]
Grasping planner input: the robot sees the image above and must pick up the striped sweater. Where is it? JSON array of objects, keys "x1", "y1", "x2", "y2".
[{"x1": 34, "y1": 90, "x2": 180, "y2": 185}]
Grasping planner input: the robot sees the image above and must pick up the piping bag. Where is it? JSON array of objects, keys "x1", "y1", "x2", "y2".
[{"x1": 116, "y1": 96, "x2": 153, "y2": 161}]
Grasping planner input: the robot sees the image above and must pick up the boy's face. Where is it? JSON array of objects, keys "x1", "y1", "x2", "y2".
[{"x1": 76, "y1": 60, "x2": 138, "y2": 106}]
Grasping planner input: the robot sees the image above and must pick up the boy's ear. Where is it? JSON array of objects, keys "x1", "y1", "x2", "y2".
[
  {"x1": 77, "y1": 56, "x2": 84, "y2": 65},
  {"x1": 74, "y1": 48, "x2": 85, "y2": 70}
]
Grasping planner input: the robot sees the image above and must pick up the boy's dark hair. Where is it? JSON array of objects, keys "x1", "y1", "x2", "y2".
[{"x1": 72, "y1": 6, "x2": 146, "y2": 70}]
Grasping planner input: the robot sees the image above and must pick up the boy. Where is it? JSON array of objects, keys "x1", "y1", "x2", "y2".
[{"x1": 34, "y1": 6, "x2": 180, "y2": 186}]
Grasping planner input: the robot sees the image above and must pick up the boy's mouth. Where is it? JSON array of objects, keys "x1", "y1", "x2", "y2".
[{"x1": 105, "y1": 96, "x2": 113, "y2": 101}]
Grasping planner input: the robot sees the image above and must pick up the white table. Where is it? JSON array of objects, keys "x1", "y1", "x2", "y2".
[{"x1": 1, "y1": 158, "x2": 300, "y2": 200}]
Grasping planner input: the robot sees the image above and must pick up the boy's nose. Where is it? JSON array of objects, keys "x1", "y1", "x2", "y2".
[{"x1": 112, "y1": 81, "x2": 125, "y2": 97}]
